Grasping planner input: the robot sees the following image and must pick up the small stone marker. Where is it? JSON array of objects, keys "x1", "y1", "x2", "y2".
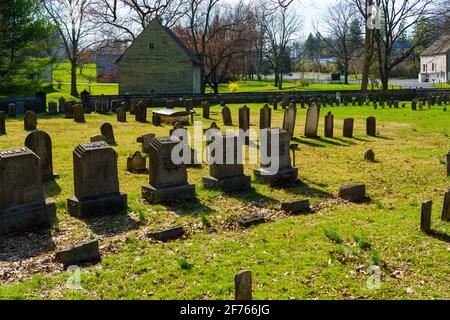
[
  {"x1": 0, "y1": 112, "x2": 5, "y2": 135},
  {"x1": 202, "y1": 101, "x2": 210, "y2": 119},
  {"x1": 25, "y1": 130, "x2": 55, "y2": 180},
  {"x1": 239, "y1": 105, "x2": 250, "y2": 144},
  {"x1": 339, "y1": 183, "x2": 366, "y2": 202},
  {"x1": 100, "y1": 122, "x2": 116, "y2": 145},
  {"x1": 420, "y1": 200, "x2": 432, "y2": 233},
  {"x1": 55, "y1": 239, "x2": 101, "y2": 268},
  {"x1": 148, "y1": 226, "x2": 185, "y2": 242},
  {"x1": 135, "y1": 101, "x2": 147, "y2": 123},
  {"x1": 222, "y1": 106, "x2": 232, "y2": 126},
  {"x1": 117, "y1": 106, "x2": 126, "y2": 122},
  {"x1": 304, "y1": 103, "x2": 320, "y2": 137},
  {"x1": 67, "y1": 142, "x2": 127, "y2": 218},
  {"x1": 127, "y1": 151, "x2": 147, "y2": 173},
  {"x1": 411, "y1": 100, "x2": 417, "y2": 110},
  {"x1": 364, "y1": 149, "x2": 375, "y2": 162},
  {"x1": 259, "y1": 104, "x2": 271, "y2": 129},
  {"x1": 324, "y1": 111, "x2": 334, "y2": 138},
  {"x1": 48, "y1": 101, "x2": 58, "y2": 115},
  {"x1": 90, "y1": 134, "x2": 106, "y2": 143},
  {"x1": 441, "y1": 188, "x2": 450, "y2": 221},
  {"x1": 237, "y1": 214, "x2": 265, "y2": 228},
  {"x1": 366, "y1": 117, "x2": 376, "y2": 136},
  {"x1": 136, "y1": 133, "x2": 156, "y2": 153},
  {"x1": 64, "y1": 100, "x2": 74, "y2": 118},
  {"x1": 281, "y1": 199, "x2": 311, "y2": 215},
  {"x1": 343, "y1": 118, "x2": 354, "y2": 138},
  {"x1": 73, "y1": 104, "x2": 85, "y2": 123},
  {"x1": 282, "y1": 103, "x2": 296, "y2": 137},
  {"x1": 8, "y1": 103, "x2": 16, "y2": 117},
  {"x1": 24, "y1": 110, "x2": 37, "y2": 131},
  {"x1": 235, "y1": 270, "x2": 252, "y2": 300}
]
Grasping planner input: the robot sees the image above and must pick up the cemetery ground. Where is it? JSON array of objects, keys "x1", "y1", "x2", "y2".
[{"x1": 0, "y1": 102, "x2": 449, "y2": 300}]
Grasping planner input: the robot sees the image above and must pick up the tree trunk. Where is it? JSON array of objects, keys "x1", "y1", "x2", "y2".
[
  {"x1": 213, "y1": 82, "x2": 219, "y2": 94},
  {"x1": 361, "y1": 0, "x2": 374, "y2": 91},
  {"x1": 344, "y1": 68, "x2": 349, "y2": 85},
  {"x1": 274, "y1": 72, "x2": 279, "y2": 87},
  {"x1": 70, "y1": 60, "x2": 78, "y2": 97},
  {"x1": 278, "y1": 74, "x2": 283, "y2": 90}
]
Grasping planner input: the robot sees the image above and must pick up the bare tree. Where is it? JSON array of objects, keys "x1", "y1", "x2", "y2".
[{"x1": 42, "y1": 0, "x2": 97, "y2": 96}]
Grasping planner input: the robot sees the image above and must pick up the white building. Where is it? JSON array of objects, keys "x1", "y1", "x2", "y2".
[{"x1": 419, "y1": 35, "x2": 450, "y2": 84}]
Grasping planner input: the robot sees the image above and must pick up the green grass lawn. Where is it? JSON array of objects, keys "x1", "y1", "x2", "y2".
[{"x1": 0, "y1": 102, "x2": 449, "y2": 300}]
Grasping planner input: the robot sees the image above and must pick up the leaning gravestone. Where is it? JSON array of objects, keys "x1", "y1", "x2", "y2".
[
  {"x1": 90, "y1": 135, "x2": 106, "y2": 143},
  {"x1": 239, "y1": 105, "x2": 250, "y2": 144},
  {"x1": 67, "y1": 142, "x2": 127, "y2": 218},
  {"x1": 339, "y1": 183, "x2": 366, "y2": 202},
  {"x1": 0, "y1": 112, "x2": 5, "y2": 135},
  {"x1": 260, "y1": 104, "x2": 271, "y2": 129},
  {"x1": 0, "y1": 147, "x2": 56, "y2": 235},
  {"x1": 100, "y1": 123, "x2": 116, "y2": 145},
  {"x1": 202, "y1": 101, "x2": 210, "y2": 119},
  {"x1": 135, "y1": 101, "x2": 147, "y2": 123},
  {"x1": 141, "y1": 137, "x2": 195, "y2": 203},
  {"x1": 304, "y1": 103, "x2": 320, "y2": 138},
  {"x1": 222, "y1": 106, "x2": 233, "y2": 126},
  {"x1": 203, "y1": 132, "x2": 251, "y2": 193},
  {"x1": 235, "y1": 270, "x2": 252, "y2": 300},
  {"x1": 366, "y1": 116, "x2": 376, "y2": 136},
  {"x1": 282, "y1": 103, "x2": 296, "y2": 138},
  {"x1": 324, "y1": 111, "x2": 334, "y2": 138},
  {"x1": 73, "y1": 104, "x2": 85, "y2": 123},
  {"x1": 254, "y1": 128, "x2": 298, "y2": 186},
  {"x1": 364, "y1": 149, "x2": 375, "y2": 162},
  {"x1": 24, "y1": 110, "x2": 37, "y2": 131},
  {"x1": 420, "y1": 200, "x2": 432, "y2": 233},
  {"x1": 8, "y1": 103, "x2": 16, "y2": 118},
  {"x1": 127, "y1": 151, "x2": 147, "y2": 173},
  {"x1": 25, "y1": 130, "x2": 55, "y2": 180},
  {"x1": 64, "y1": 100, "x2": 74, "y2": 118},
  {"x1": 117, "y1": 106, "x2": 126, "y2": 122},
  {"x1": 343, "y1": 118, "x2": 354, "y2": 138},
  {"x1": 48, "y1": 102, "x2": 58, "y2": 115},
  {"x1": 137, "y1": 133, "x2": 156, "y2": 154}
]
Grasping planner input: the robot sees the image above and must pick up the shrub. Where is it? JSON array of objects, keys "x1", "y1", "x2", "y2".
[{"x1": 228, "y1": 82, "x2": 239, "y2": 93}]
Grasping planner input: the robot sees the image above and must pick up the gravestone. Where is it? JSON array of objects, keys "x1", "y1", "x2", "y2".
[
  {"x1": 73, "y1": 104, "x2": 85, "y2": 123},
  {"x1": 169, "y1": 121, "x2": 185, "y2": 136},
  {"x1": 135, "y1": 101, "x2": 147, "y2": 123},
  {"x1": 202, "y1": 101, "x2": 210, "y2": 119},
  {"x1": 98, "y1": 94, "x2": 107, "y2": 114},
  {"x1": 90, "y1": 135, "x2": 106, "y2": 143},
  {"x1": 273, "y1": 99, "x2": 278, "y2": 110},
  {"x1": 36, "y1": 90, "x2": 46, "y2": 112},
  {"x1": 420, "y1": 200, "x2": 432, "y2": 233},
  {"x1": 0, "y1": 147, "x2": 56, "y2": 235},
  {"x1": 304, "y1": 103, "x2": 320, "y2": 138},
  {"x1": 394, "y1": 100, "x2": 399, "y2": 108},
  {"x1": 254, "y1": 128, "x2": 298, "y2": 186},
  {"x1": 282, "y1": 103, "x2": 296, "y2": 138},
  {"x1": 411, "y1": 100, "x2": 417, "y2": 110},
  {"x1": 364, "y1": 149, "x2": 375, "y2": 162},
  {"x1": 324, "y1": 111, "x2": 334, "y2": 138},
  {"x1": 58, "y1": 97, "x2": 65, "y2": 113},
  {"x1": 141, "y1": 137, "x2": 195, "y2": 203},
  {"x1": 64, "y1": 100, "x2": 74, "y2": 118},
  {"x1": 366, "y1": 117, "x2": 376, "y2": 136},
  {"x1": 166, "y1": 99, "x2": 175, "y2": 109},
  {"x1": 137, "y1": 133, "x2": 156, "y2": 153},
  {"x1": 339, "y1": 184, "x2": 366, "y2": 202},
  {"x1": 56, "y1": 239, "x2": 100, "y2": 267},
  {"x1": 24, "y1": 110, "x2": 37, "y2": 131},
  {"x1": 203, "y1": 132, "x2": 251, "y2": 193},
  {"x1": 127, "y1": 151, "x2": 147, "y2": 173},
  {"x1": 235, "y1": 270, "x2": 252, "y2": 300},
  {"x1": 281, "y1": 199, "x2": 311, "y2": 215},
  {"x1": 117, "y1": 106, "x2": 126, "y2": 122},
  {"x1": 184, "y1": 99, "x2": 194, "y2": 112},
  {"x1": 148, "y1": 226, "x2": 185, "y2": 242},
  {"x1": 67, "y1": 142, "x2": 127, "y2": 217},
  {"x1": 259, "y1": 104, "x2": 271, "y2": 129},
  {"x1": 222, "y1": 106, "x2": 233, "y2": 126},
  {"x1": 111, "y1": 100, "x2": 119, "y2": 113},
  {"x1": 100, "y1": 123, "x2": 116, "y2": 145},
  {"x1": 447, "y1": 151, "x2": 450, "y2": 177},
  {"x1": 0, "y1": 112, "x2": 5, "y2": 135},
  {"x1": 239, "y1": 105, "x2": 250, "y2": 144},
  {"x1": 419, "y1": 101, "x2": 424, "y2": 110},
  {"x1": 25, "y1": 130, "x2": 55, "y2": 180},
  {"x1": 441, "y1": 188, "x2": 450, "y2": 221},
  {"x1": 8, "y1": 103, "x2": 16, "y2": 117},
  {"x1": 48, "y1": 102, "x2": 58, "y2": 115},
  {"x1": 343, "y1": 118, "x2": 354, "y2": 138},
  {"x1": 80, "y1": 89, "x2": 91, "y2": 113}
]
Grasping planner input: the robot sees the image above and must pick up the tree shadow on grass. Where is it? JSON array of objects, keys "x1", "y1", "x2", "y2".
[
  {"x1": 44, "y1": 178, "x2": 62, "y2": 197},
  {"x1": 0, "y1": 229, "x2": 55, "y2": 262},
  {"x1": 279, "y1": 179, "x2": 333, "y2": 199},
  {"x1": 162, "y1": 197, "x2": 214, "y2": 216},
  {"x1": 226, "y1": 186, "x2": 278, "y2": 205},
  {"x1": 85, "y1": 212, "x2": 140, "y2": 236},
  {"x1": 352, "y1": 137, "x2": 370, "y2": 142},
  {"x1": 428, "y1": 230, "x2": 450, "y2": 243},
  {"x1": 292, "y1": 136, "x2": 351, "y2": 148},
  {"x1": 373, "y1": 135, "x2": 394, "y2": 140}
]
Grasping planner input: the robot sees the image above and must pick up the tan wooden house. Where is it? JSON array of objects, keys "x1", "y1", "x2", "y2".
[{"x1": 116, "y1": 20, "x2": 203, "y2": 94}]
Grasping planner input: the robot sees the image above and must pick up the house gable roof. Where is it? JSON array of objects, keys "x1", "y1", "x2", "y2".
[
  {"x1": 115, "y1": 19, "x2": 202, "y2": 65},
  {"x1": 421, "y1": 35, "x2": 450, "y2": 56}
]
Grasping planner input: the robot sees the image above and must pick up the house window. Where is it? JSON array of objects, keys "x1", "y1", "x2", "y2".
[
  {"x1": 432, "y1": 63, "x2": 435, "y2": 72},
  {"x1": 149, "y1": 42, "x2": 154, "y2": 50},
  {"x1": 423, "y1": 64, "x2": 426, "y2": 72}
]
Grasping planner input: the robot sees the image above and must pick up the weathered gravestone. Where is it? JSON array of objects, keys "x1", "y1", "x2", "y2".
[
  {"x1": 304, "y1": 103, "x2": 320, "y2": 138},
  {"x1": 254, "y1": 128, "x2": 298, "y2": 186},
  {"x1": 202, "y1": 101, "x2": 210, "y2": 119},
  {"x1": 239, "y1": 105, "x2": 250, "y2": 145},
  {"x1": 364, "y1": 149, "x2": 375, "y2": 162},
  {"x1": 117, "y1": 106, "x2": 126, "y2": 122},
  {"x1": 127, "y1": 151, "x2": 147, "y2": 173},
  {"x1": 419, "y1": 101, "x2": 424, "y2": 110},
  {"x1": 24, "y1": 110, "x2": 37, "y2": 131},
  {"x1": 110, "y1": 100, "x2": 119, "y2": 113},
  {"x1": 67, "y1": 142, "x2": 127, "y2": 217},
  {"x1": 0, "y1": 112, "x2": 5, "y2": 135},
  {"x1": 97, "y1": 94, "x2": 107, "y2": 114},
  {"x1": 411, "y1": 100, "x2": 417, "y2": 110},
  {"x1": 202, "y1": 132, "x2": 251, "y2": 193},
  {"x1": 56, "y1": 239, "x2": 100, "y2": 268},
  {"x1": 235, "y1": 270, "x2": 252, "y2": 300},
  {"x1": 48, "y1": 102, "x2": 58, "y2": 115},
  {"x1": 64, "y1": 100, "x2": 74, "y2": 118},
  {"x1": 58, "y1": 97, "x2": 65, "y2": 113},
  {"x1": 420, "y1": 200, "x2": 432, "y2": 233},
  {"x1": 137, "y1": 133, "x2": 156, "y2": 153},
  {"x1": 100, "y1": 123, "x2": 116, "y2": 145},
  {"x1": 141, "y1": 137, "x2": 196, "y2": 203},
  {"x1": 282, "y1": 103, "x2": 296, "y2": 138},
  {"x1": 222, "y1": 106, "x2": 233, "y2": 126},
  {"x1": 339, "y1": 183, "x2": 366, "y2": 202},
  {"x1": 441, "y1": 187, "x2": 450, "y2": 221},
  {"x1": 73, "y1": 104, "x2": 85, "y2": 123},
  {"x1": 0, "y1": 147, "x2": 56, "y2": 235},
  {"x1": 135, "y1": 101, "x2": 147, "y2": 123},
  {"x1": 8, "y1": 103, "x2": 16, "y2": 118},
  {"x1": 343, "y1": 118, "x2": 354, "y2": 138},
  {"x1": 366, "y1": 116, "x2": 376, "y2": 136},
  {"x1": 260, "y1": 104, "x2": 271, "y2": 129},
  {"x1": 166, "y1": 99, "x2": 175, "y2": 109},
  {"x1": 90, "y1": 135, "x2": 106, "y2": 143},
  {"x1": 25, "y1": 130, "x2": 55, "y2": 180},
  {"x1": 80, "y1": 89, "x2": 91, "y2": 113},
  {"x1": 324, "y1": 111, "x2": 334, "y2": 138},
  {"x1": 184, "y1": 99, "x2": 194, "y2": 112}
]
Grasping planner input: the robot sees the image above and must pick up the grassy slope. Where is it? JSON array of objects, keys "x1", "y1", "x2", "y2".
[{"x1": 0, "y1": 102, "x2": 449, "y2": 300}]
